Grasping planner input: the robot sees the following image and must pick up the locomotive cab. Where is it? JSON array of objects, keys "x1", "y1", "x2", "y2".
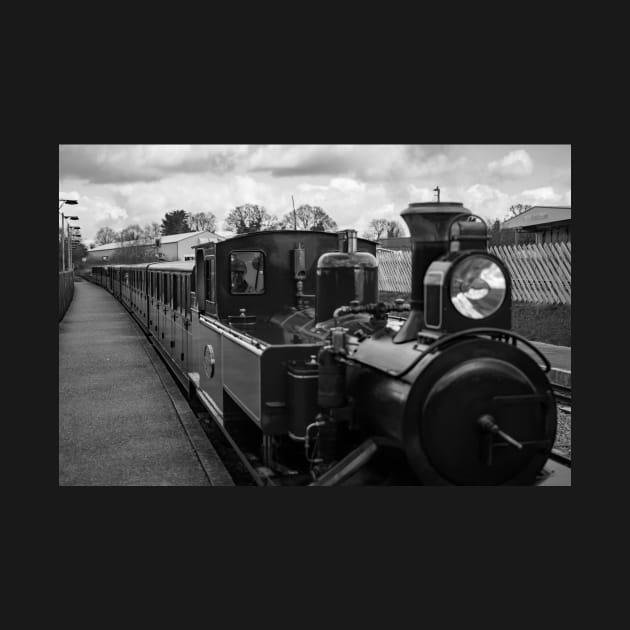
[{"x1": 188, "y1": 230, "x2": 379, "y2": 479}]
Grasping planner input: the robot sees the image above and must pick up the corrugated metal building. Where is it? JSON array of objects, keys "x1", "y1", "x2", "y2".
[
  {"x1": 501, "y1": 206, "x2": 571, "y2": 244},
  {"x1": 86, "y1": 231, "x2": 224, "y2": 265}
]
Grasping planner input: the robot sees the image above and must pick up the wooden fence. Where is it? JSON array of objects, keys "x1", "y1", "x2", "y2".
[
  {"x1": 59, "y1": 271, "x2": 74, "y2": 322},
  {"x1": 377, "y1": 249, "x2": 413, "y2": 293},
  {"x1": 377, "y1": 242, "x2": 571, "y2": 305},
  {"x1": 490, "y1": 242, "x2": 571, "y2": 305}
]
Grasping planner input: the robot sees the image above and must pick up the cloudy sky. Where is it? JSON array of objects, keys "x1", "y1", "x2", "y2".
[{"x1": 59, "y1": 145, "x2": 571, "y2": 244}]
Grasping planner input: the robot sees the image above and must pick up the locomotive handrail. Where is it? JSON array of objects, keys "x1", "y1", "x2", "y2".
[
  {"x1": 200, "y1": 314, "x2": 267, "y2": 355},
  {"x1": 448, "y1": 328, "x2": 552, "y2": 373},
  {"x1": 380, "y1": 327, "x2": 552, "y2": 379}
]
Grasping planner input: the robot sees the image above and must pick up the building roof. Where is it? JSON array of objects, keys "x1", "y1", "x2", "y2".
[
  {"x1": 88, "y1": 231, "x2": 224, "y2": 252},
  {"x1": 501, "y1": 206, "x2": 571, "y2": 230},
  {"x1": 158, "y1": 231, "x2": 224, "y2": 244},
  {"x1": 88, "y1": 240, "x2": 154, "y2": 252}
]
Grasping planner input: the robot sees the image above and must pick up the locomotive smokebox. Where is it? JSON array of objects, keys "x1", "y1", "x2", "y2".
[
  {"x1": 315, "y1": 230, "x2": 378, "y2": 323},
  {"x1": 395, "y1": 201, "x2": 471, "y2": 342}
]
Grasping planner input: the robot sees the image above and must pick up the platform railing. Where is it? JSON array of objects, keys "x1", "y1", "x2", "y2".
[{"x1": 59, "y1": 270, "x2": 75, "y2": 322}]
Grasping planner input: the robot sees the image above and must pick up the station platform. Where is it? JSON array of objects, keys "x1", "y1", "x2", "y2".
[
  {"x1": 527, "y1": 341, "x2": 571, "y2": 390},
  {"x1": 59, "y1": 280, "x2": 234, "y2": 486}
]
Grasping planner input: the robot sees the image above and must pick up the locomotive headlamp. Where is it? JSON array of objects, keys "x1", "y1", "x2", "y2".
[
  {"x1": 424, "y1": 252, "x2": 511, "y2": 332},
  {"x1": 450, "y1": 255, "x2": 506, "y2": 320}
]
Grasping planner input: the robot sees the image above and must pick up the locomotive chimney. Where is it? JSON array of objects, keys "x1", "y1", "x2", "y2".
[{"x1": 394, "y1": 201, "x2": 471, "y2": 342}]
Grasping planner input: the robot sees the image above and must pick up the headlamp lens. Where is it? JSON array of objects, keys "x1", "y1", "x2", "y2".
[{"x1": 450, "y1": 256, "x2": 506, "y2": 319}]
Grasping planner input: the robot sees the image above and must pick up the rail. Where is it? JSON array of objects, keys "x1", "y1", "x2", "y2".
[{"x1": 59, "y1": 270, "x2": 75, "y2": 322}]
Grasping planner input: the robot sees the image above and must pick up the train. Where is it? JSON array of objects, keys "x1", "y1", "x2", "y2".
[{"x1": 90, "y1": 200, "x2": 571, "y2": 485}]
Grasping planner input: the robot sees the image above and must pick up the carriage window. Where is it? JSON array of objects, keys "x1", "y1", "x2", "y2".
[
  {"x1": 185, "y1": 276, "x2": 190, "y2": 315},
  {"x1": 173, "y1": 275, "x2": 179, "y2": 310},
  {"x1": 205, "y1": 257, "x2": 215, "y2": 303},
  {"x1": 230, "y1": 251, "x2": 264, "y2": 294}
]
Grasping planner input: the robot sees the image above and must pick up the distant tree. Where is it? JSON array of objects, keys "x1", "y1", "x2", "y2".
[
  {"x1": 508, "y1": 204, "x2": 532, "y2": 217},
  {"x1": 187, "y1": 211, "x2": 217, "y2": 233},
  {"x1": 364, "y1": 218, "x2": 389, "y2": 240},
  {"x1": 71, "y1": 241, "x2": 88, "y2": 268},
  {"x1": 95, "y1": 226, "x2": 118, "y2": 245},
  {"x1": 363, "y1": 218, "x2": 403, "y2": 240},
  {"x1": 488, "y1": 219, "x2": 502, "y2": 246},
  {"x1": 161, "y1": 210, "x2": 192, "y2": 236},
  {"x1": 143, "y1": 222, "x2": 161, "y2": 241},
  {"x1": 224, "y1": 204, "x2": 278, "y2": 234},
  {"x1": 386, "y1": 220, "x2": 403, "y2": 238},
  {"x1": 280, "y1": 204, "x2": 337, "y2": 232},
  {"x1": 120, "y1": 224, "x2": 143, "y2": 242}
]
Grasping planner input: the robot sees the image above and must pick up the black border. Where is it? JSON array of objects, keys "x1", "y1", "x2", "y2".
[{"x1": 52, "y1": 90, "x2": 582, "y2": 608}]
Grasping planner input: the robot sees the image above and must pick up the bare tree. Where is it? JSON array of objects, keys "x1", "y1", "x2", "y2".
[
  {"x1": 120, "y1": 224, "x2": 143, "y2": 242},
  {"x1": 386, "y1": 220, "x2": 403, "y2": 238},
  {"x1": 95, "y1": 226, "x2": 118, "y2": 245},
  {"x1": 280, "y1": 205, "x2": 337, "y2": 232},
  {"x1": 143, "y1": 222, "x2": 161, "y2": 240},
  {"x1": 187, "y1": 211, "x2": 217, "y2": 233},
  {"x1": 224, "y1": 204, "x2": 278, "y2": 234},
  {"x1": 508, "y1": 204, "x2": 532, "y2": 217},
  {"x1": 364, "y1": 218, "x2": 389, "y2": 240}
]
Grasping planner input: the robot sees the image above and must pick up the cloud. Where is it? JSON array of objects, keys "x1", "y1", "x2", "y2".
[
  {"x1": 408, "y1": 154, "x2": 468, "y2": 177},
  {"x1": 487, "y1": 150, "x2": 534, "y2": 178},
  {"x1": 248, "y1": 145, "x2": 467, "y2": 181},
  {"x1": 61, "y1": 144, "x2": 473, "y2": 191},
  {"x1": 329, "y1": 177, "x2": 367, "y2": 193},
  {"x1": 59, "y1": 145, "x2": 250, "y2": 184},
  {"x1": 520, "y1": 186, "x2": 564, "y2": 204},
  {"x1": 407, "y1": 185, "x2": 436, "y2": 202},
  {"x1": 248, "y1": 145, "x2": 358, "y2": 177},
  {"x1": 77, "y1": 195, "x2": 129, "y2": 234}
]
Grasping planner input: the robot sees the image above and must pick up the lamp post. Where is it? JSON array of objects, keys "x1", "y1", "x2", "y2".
[
  {"x1": 62, "y1": 214, "x2": 79, "y2": 271},
  {"x1": 59, "y1": 196, "x2": 79, "y2": 272},
  {"x1": 69, "y1": 224, "x2": 81, "y2": 269}
]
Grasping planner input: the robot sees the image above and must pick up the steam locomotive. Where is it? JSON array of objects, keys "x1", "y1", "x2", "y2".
[{"x1": 90, "y1": 201, "x2": 570, "y2": 485}]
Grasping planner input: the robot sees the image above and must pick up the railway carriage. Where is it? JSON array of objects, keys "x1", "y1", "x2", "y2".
[{"x1": 90, "y1": 200, "x2": 571, "y2": 486}]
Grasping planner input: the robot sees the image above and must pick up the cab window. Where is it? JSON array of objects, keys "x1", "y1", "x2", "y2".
[{"x1": 230, "y1": 251, "x2": 265, "y2": 295}]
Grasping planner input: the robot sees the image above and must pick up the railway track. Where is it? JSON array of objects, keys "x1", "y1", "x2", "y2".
[{"x1": 553, "y1": 383, "x2": 572, "y2": 405}]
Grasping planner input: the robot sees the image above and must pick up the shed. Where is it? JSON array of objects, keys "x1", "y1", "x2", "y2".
[{"x1": 501, "y1": 206, "x2": 571, "y2": 244}]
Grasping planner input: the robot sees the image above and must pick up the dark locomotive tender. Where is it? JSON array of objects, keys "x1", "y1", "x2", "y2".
[{"x1": 91, "y1": 201, "x2": 570, "y2": 485}]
